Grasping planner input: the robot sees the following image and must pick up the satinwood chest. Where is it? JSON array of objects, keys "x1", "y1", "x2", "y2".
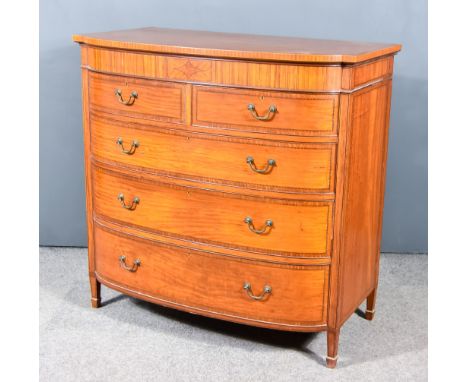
[{"x1": 73, "y1": 27, "x2": 400, "y2": 368}]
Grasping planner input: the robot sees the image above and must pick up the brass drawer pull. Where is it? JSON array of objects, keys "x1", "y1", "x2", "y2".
[
  {"x1": 116, "y1": 137, "x2": 139, "y2": 155},
  {"x1": 246, "y1": 156, "x2": 276, "y2": 174},
  {"x1": 114, "y1": 89, "x2": 138, "y2": 105},
  {"x1": 119, "y1": 255, "x2": 141, "y2": 272},
  {"x1": 244, "y1": 217, "x2": 273, "y2": 234},
  {"x1": 117, "y1": 193, "x2": 140, "y2": 210},
  {"x1": 247, "y1": 103, "x2": 277, "y2": 121},
  {"x1": 243, "y1": 282, "x2": 272, "y2": 301}
]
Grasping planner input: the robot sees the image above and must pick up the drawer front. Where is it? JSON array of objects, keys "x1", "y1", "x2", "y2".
[
  {"x1": 193, "y1": 86, "x2": 338, "y2": 136},
  {"x1": 90, "y1": 114, "x2": 336, "y2": 193},
  {"x1": 92, "y1": 167, "x2": 333, "y2": 256},
  {"x1": 89, "y1": 72, "x2": 185, "y2": 123},
  {"x1": 94, "y1": 225, "x2": 329, "y2": 326}
]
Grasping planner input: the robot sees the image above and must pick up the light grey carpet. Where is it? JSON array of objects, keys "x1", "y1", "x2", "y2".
[{"x1": 40, "y1": 248, "x2": 427, "y2": 382}]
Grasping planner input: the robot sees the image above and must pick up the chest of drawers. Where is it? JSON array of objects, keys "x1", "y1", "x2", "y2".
[{"x1": 73, "y1": 27, "x2": 400, "y2": 368}]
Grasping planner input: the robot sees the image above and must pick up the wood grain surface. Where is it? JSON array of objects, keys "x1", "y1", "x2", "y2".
[
  {"x1": 94, "y1": 225, "x2": 329, "y2": 329},
  {"x1": 337, "y1": 80, "x2": 393, "y2": 325},
  {"x1": 90, "y1": 113, "x2": 336, "y2": 194},
  {"x1": 79, "y1": 46, "x2": 102, "y2": 308},
  {"x1": 89, "y1": 71, "x2": 185, "y2": 123},
  {"x1": 92, "y1": 166, "x2": 333, "y2": 256},
  {"x1": 84, "y1": 46, "x2": 344, "y2": 92},
  {"x1": 73, "y1": 27, "x2": 401, "y2": 64},
  {"x1": 193, "y1": 86, "x2": 338, "y2": 136}
]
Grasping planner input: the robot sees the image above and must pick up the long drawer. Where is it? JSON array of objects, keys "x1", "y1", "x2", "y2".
[
  {"x1": 92, "y1": 166, "x2": 333, "y2": 256},
  {"x1": 193, "y1": 85, "x2": 338, "y2": 136},
  {"x1": 89, "y1": 72, "x2": 186, "y2": 123},
  {"x1": 90, "y1": 114, "x2": 336, "y2": 194},
  {"x1": 94, "y1": 224, "x2": 329, "y2": 327}
]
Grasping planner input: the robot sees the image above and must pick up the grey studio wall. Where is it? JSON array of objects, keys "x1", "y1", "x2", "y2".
[{"x1": 39, "y1": 0, "x2": 428, "y2": 252}]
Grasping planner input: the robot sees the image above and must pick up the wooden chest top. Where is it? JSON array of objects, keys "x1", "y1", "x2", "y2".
[{"x1": 73, "y1": 26, "x2": 401, "y2": 64}]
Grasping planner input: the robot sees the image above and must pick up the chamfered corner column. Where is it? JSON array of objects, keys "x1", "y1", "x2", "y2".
[
  {"x1": 90, "y1": 274, "x2": 101, "y2": 308},
  {"x1": 326, "y1": 328, "x2": 340, "y2": 368},
  {"x1": 365, "y1": 288, "x2": 377, "y2": 321}
]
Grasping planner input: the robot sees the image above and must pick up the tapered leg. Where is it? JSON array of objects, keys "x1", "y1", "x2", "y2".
[
  {"x1": 326, "y1": 328, "x2": 340, "y2": 368},
  {"x1": 90, "y1": 274, "x2": 101, "y2": 308},
  {"x1": 365, "y1": 288, "x2": 377, "y2": 320}
]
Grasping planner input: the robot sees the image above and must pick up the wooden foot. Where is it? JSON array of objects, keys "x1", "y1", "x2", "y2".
[
  {"x1": 326, "y1": 329, "x2": 340, "y2": 368},
  {"x1": 90, "y1": 275, "x2": 101, "y2": 308},
  {"x1": 365, "y1": 289, "x2": 377, "y2": 320}
]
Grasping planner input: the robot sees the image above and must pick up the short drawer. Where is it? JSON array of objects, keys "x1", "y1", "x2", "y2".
[
  {"x1": 92, "y1": 166, "x2": 333, "y2": 257},
  {"x1": 90, "y1": 114, "x2": 336, "y2": 193},
  {"x1": 193, "y1": 86, "x2": 338, "y2": 136},
  {"x1": 94, "y1": 225, "x2": 329, "y2": 327},
  {"x1": 89, "y1": 72, "x2": 185, "y2": 123}
]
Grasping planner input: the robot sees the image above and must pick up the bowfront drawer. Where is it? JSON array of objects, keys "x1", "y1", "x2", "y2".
[
  {"x1": 94, "y1": 225, "x2": 329, "y2": 327},
  {"x1": 193, "y1": 86, "x2": 338, "y2": 136},
  {"x1": 89, "y1": 72, "x2": 185, "y2": 123},
  {"x1": 92, "y1": 166, "x2": 333, "y2": 257},
  {"x1": 90, "y1": 114, "x2": 336, "y2": 194}
]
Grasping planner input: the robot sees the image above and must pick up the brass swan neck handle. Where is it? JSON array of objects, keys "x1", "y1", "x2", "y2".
[
  {"x1": 116, "y1": 137, "x2": 139, "y2": 155},
  {"x1": 244, "y1": 217, "x2": 273, "y2": 235},
  {"x1": 117, "y1": 193, "x2": 140, "y2": 210},
  {"x1": 247, "y1": 103, "x2": 277, "y2": 121},
  {"x1": 119, "y1": 256, "x2": 141, "y2": 272},
  {"x1": 243, "y1": 282, "x2": 272, "y2": 301},
  {"x1": 246, "y1": 156, "x2": 276, "y2": 174},
  {"x1": 115, "y1": 89, "x2": 138, "y2": 105}
]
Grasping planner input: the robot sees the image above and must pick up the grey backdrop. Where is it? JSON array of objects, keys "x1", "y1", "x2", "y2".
[{"x1": 40, "y1": 0, "x2": 428, "y2": 252}]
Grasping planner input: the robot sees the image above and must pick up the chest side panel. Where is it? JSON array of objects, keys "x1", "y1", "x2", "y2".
[{"x1": 338, "y1": 80, "x2": 393, "y2": 324}]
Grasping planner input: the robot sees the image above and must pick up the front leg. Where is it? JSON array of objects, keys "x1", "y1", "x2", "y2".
[
  {"x1": 90, "y1": 273, "x2": 101, "y2": 308},
  {"x1": 365, "y1": 288, "x2": 377, "y2": 320},
  {"x1": 326, "y1": 328, "x2": 340, "y2": 368}
]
